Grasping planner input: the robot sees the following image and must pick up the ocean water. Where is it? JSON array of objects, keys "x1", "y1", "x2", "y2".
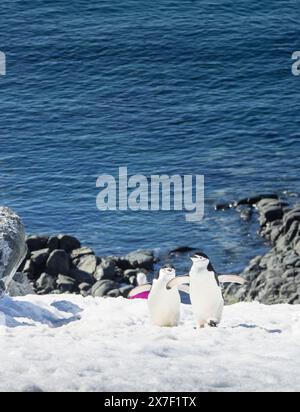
[{"x1": 0, "y1": 0, "x2": 299, "y2": 274}]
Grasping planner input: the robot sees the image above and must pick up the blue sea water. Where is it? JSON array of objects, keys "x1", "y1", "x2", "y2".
[{"x1": 0, "y1": 0, "x2": 299, "y2": 274}]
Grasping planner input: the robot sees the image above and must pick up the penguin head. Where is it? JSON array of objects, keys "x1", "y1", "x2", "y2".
[
  {"x1": 159, "y1": 264, "x2": 176, "y2": 280},
  {"x1": 190, "y1": 251, "x2": 210, "y2": 269}
]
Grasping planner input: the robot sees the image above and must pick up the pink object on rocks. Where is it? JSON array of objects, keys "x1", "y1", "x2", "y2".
[{"x1": 128, "y1": 291, "x2": 150, "y2": 300}]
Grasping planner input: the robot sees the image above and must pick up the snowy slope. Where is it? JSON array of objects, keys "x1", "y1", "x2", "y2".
[{"x1": 0, "y1": 294, "x2": 300, "y2": 392}]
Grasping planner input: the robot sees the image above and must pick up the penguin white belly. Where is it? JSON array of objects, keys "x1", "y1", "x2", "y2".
[
  {"x1": 190, "y1": 273, "x2": 224, "y2": 327},
  {"x1": 147, "y1": 281, "x2": 180, "y2": 327}
]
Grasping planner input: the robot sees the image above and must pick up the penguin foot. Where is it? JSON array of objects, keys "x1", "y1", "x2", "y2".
[{"x1": 207, "y1": 320, "x2": 218, "y2": 328}]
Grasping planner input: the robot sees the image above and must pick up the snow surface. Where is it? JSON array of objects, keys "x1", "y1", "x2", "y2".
[{"x1": 0, "y1": 294, "x2": 300, "y2": 392}]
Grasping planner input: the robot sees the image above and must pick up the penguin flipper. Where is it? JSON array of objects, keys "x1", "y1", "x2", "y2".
[
  {"x1": 128, "y1": 284, "x2": 152, "y2": 298},
  {"x1": 218, "y1": 275, "x2": 247, "y2": 285},
  {"x1": 177, "y1": 284, "x2": 190, "y2": 294},
  {"x1": 166, "y1": 276, "x2": 190, "y2": 290}
]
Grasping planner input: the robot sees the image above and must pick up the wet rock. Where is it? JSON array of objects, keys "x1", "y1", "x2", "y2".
[
  {"x1": 236, "y1": 205, "x2": 252, "y2": 221},
  {"x1": 236, "y1": 194, "x2": 279, "y2": 207},
  {"x1": 214, "y1": 203, "x2": 233, "y2": 211},
  {"x1": 46, "y1": 250, "x2": 70, "y2": 275},
  {"x1": 169, "y1": 246, "x2": 196, "y2": 255}
]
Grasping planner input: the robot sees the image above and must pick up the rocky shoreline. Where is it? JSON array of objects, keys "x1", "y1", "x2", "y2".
[
  {"x1": 12, "y1": 234, "x2": 157, "y2": 298},
  {"x1": 219, "y1": 195, "x2": 300, "y2": 304},
  {"x1": 1, "y1": 193, "x2": 300, "y2": 304}
]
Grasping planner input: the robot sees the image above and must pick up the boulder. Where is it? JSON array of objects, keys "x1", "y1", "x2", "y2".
[
  {"x1": 46, "y1": 236, "x2": 60, "y2": 252},
  {"x1": 36, "y1": 273, "x2": 56, "y2": 294},
  {"x1": 79, "y1": 282, "x2": 91, "y2": 292},
  {"x1": 0, "y1": 207, "x2": 27, "y2": 297},
  {"x1": 26, "y1": 235, "x2": 48, "y2": 252},
  {"x1": 30, "y1": 248, "x2": 49, "y2": 269},
  {"x1": 46, "y1": 250, "x2": 70, "y2": 275},
  {"x1": 94, "y1": 259, "x2": 116, "y2": 281},
  {"x1": 106, "y1": 289, "x2": 121, "y2": 298},
  {"x1": 125, "y1": 250, "x2": 154, "y2": 270},
  {"x1": 56, "y1": 274, "x2": 76, "y2": 293},
  {"x1": 91, "y1": 280, "x2": 118, "y2": 297},
  {"x1": 283, "y1": 208, "x2": 300, "y2": 233},
  {"x1": 72, "y1": 254, "x2": 97, "y2": 276},
  {"x1": 6, "y1": 272, "x2": 35, "y2": 297},
  {"x1": 119, "y1": 285, "x2": 134, "y2": 297},
  {"x1": 68, "y1": 268, "x2": 95, "y2": 285},
  {"x1": 58, "y1": 234, "x2": 81, "y2": 252}
]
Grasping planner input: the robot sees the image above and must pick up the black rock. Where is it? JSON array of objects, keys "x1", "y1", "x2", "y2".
[
  {"x1": 68, "y1": 268, "x2": 95, "y2": 285},
  {"x1": 169, "y1": 246, "x2": 196, "y2": 255},
  {"x1": 58, "y1": 235, "x2": 81, "y2": 252},
  {"x1": 46, "y1": 250, "x2": 70, "y2": 275},
  {"x1": 263, "y1": 206, "x2": 284, "y2": 224},
  {"x1": 214, "y1": 203, "x2": 233, "y2": 211},
  {"x1": 26, "y1": 235, "x2": 48, "y2": 252},
  {"x1": 236, "y1": 194, "x2": 279, "y2": 207},
  {"x1": 47, "y1": 236, "x2": 60, "y2": 252}
]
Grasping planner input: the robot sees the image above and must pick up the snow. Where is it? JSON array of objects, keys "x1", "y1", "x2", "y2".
[{"x1": 0, "y1": 294, "x2": 300, "y2": 392}]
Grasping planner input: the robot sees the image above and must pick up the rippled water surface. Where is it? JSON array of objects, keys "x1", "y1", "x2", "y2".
[{"x1": 0, "y1": 0, "x2": 299, "y2": 273}]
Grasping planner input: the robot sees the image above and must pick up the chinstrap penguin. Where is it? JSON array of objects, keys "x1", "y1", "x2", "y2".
[
  {"x1": 167, "y1": 252, "x2": 246, "y2": 328},
  {"x1": 128, "y1": 264, "x2": 188, "y2": 327}
]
